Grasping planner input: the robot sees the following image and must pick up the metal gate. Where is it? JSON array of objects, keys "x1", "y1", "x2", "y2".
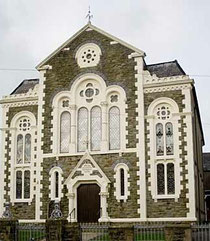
[
  {"x1": 17, "y1": 223, "x2": 46, "y2": 241},
  {"x1": 80, "y1": 223, "x2": 110, "y2": 241}
]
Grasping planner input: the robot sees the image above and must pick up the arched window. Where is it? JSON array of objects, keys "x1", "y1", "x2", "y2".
[
  {"x1": 114, "y1": 163, "x2": 129, "y2": 201},
  {"x1": 55, "y1": 171, "x2": 59, "y2": 199},
  {"x1": 11, "y1": 113, "x2": 35, "y2": 203},
  {"x1": 16, "y1": 118, "x2": 32, "y2": 165},
  {"x1": 49, "y1": 168, "x2": 63, "y2": 201},
  {"x1": 156, "y1": 123, "x2": 164, "y2": 156},
  {"x1": 17, "y1": 134, "x2": 23, "y2": 164},
  {"x1": 148, "y1": 98, "x2": 180, "y2": 199},
  {"x1": 78, "y1": 108, "x2": 88, "y2": 152},
  {"x1": 60, "y1": 111, "x2": 71, "y2": 153},
  {"x1": 91, "y1": 106, "x2": 101, "y2": 151},
  {"x1": 120, "y1": 168, "x2": 125, "y2": 196},
  {"x1": 157, "y1": 162, "x2": 175, "y2": 195},
  {"x1": 156, "y1": 122, "x2": 174, "y2": 156},
  {"x1": 166, "y1": 122, "x2": 174, "y2": 155},
  {"x1": 109, "y1": 107, "x2": 120, "y2": 150},
  {"x1": 25, "y1": 134, "x2": 31, "y2": 163}
]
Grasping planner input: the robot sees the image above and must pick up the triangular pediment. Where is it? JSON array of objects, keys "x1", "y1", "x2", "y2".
[
  {"x1": 36, "y1": 23, "x2": 145, "y2": 69},
  {"x1": 64, "y1": 152, "x2": 110, "y2": 185}
]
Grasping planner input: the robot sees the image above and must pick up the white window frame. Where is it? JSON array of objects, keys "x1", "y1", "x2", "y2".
[
  {"x1": 114, "y1": 163, "x2": 130, "y2": 202},
  {"x1": 14, "y1": 168, "x2": 31, "y2": 202},
  {"x1": 49, "y1": 167, "x2": 64, "y2": 202},
  {"x1": 155, "y1": 160, "x2": 175, "y2": 198}
]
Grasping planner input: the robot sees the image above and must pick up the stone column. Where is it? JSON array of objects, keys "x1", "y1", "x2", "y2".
[
  {"x1": 0, "y1": 219, "x2": 18, "y2": 241},
  {"x1": 67, "y1": 193, "x2": 76, "y2": 222},
  {"x1": 108, "y1": 225, "x2": 134, "y2": 241},
  {"x1": 69, "y1": 105, "x2": 77, "y2": 153},
  {"x1": 100, "y1": 101, "x2": 108, "y2": 151},
  {"x1": 99, "y1": 192, "x2": 109, "y2": 222},
  {"x1": 164, "y1": 223, "x2": 192, "y2": 241},
  {"x1": 46, "y1": 219, "x2": 67, "y2": 241}
]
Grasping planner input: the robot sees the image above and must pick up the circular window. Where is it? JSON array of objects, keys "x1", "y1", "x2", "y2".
[{"x1": 76, "y1": 43, "x2": 102, "y2": 68}]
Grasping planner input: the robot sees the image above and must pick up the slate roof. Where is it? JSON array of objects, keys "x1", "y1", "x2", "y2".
[
  {"x1": 11, "y1": 79, "x2": 39, "y2": 95},
  {"x1": 146, "y1": 60, "x2": 186, "y2": 78},
  {"x1": 203, "y1": 153, "x2": 210, "y2": 171}
]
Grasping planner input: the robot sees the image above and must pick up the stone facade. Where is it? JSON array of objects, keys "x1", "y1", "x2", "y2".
[{"x1": 0, "y1": 23, "x2": 204, "y2": 223}]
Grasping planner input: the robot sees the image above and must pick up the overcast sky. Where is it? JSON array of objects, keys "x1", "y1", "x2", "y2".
[{"x1": 0, "y1": 0, "x2": 210, "y2": 151}]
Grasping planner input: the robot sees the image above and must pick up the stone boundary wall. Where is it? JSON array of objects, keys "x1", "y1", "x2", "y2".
[{"x1": 0, "y1": 219, "x2": 193, "y2": 241}]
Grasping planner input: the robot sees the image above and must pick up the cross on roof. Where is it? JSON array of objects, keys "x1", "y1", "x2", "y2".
[{"x1": 86, "y1": 6, "x2": 93, "y2": 24}]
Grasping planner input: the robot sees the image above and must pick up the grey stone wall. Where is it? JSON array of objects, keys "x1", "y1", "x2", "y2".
[{"x1": 41, "y1": 152, "x2": 139, "y2": 219}]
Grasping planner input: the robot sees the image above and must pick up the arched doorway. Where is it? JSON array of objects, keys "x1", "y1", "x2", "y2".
[{"x1": 77, "y1": 184, "x2": 100, "y2": 223}]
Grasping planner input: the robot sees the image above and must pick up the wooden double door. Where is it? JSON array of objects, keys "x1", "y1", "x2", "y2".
[{"x1": 77, "y1": 184, "x2": 100, "y2": 223}]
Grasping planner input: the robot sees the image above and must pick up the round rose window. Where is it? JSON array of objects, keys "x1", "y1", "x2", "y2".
[{"x1": 76, "y1": 43, "x2": 102, "y2": 68}]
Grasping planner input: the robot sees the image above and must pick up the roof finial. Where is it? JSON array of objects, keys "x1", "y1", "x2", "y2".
[{"x1": 86, "y1": 6, "x2": 93, "y2": 24}]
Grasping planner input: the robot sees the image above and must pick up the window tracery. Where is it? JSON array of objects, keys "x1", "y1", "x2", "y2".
[
  {"x1": 52, "y1": 74, "x2": 126, "y2": 154},
  {"x1": 76, "y1": 43, "x2": 102, "y2": 68}
]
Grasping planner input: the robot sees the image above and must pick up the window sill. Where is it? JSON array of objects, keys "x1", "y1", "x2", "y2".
[
  {"x1": 49, "y1": 148, "x2": 136, "y2": 157},
  {"x1": 154, "y1": 194, "x2": 178, "y2": 202},
  {"x1": 12, "y1": 199, "x2": 32, "y2": 205}
]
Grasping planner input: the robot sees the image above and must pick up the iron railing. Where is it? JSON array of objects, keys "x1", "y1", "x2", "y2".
[
  {"x1": 192, "y1": 223, "x2": 210, "y2": 241},
  {"x1": 134, "y1": 223, "x2": 165, "y2": 241},
  {"x1": 69, "y1": 208, "x2": 76, "y2": 222},
  {"x1": 80, "y1": 223, "x2": 109, "y2": 241},
  {"x1": 17, "y1": 223, "x2": 46, "y2": 241}
]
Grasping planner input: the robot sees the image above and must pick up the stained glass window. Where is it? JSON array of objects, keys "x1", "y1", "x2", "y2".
[
  {"x1": 16, "y1": 134, "x2": 23, "y2": 164},
  {"x1": 167, "y1": 163, "x2": 175, "y2": 194},
  {"x1": 55, "y1": 171, "x2": 59, "y2": 199},
  {"x1": 24, "y1": 134, "x2": 31, "y2": 163},
  {"x1": 78, "y1": 108, "x2": 88, "y2": 152},
  {"x1": 120, "y1": 168, "x2": 125, "y2": 196},
  {"x1": 157, "y1": 164, "x2": 165, "y2": 195},
  {"x1": 156, "y1": 123, "x2": 164, "y2": 156},
  {"x1": 16, "y1": 171, "x2": 22, "y2": 199},
  {"x1": 24, "y1": 170, "x2": 30, "y2": 199},
  {"x1": 91, "y1": 106, "x2": 101, "y2": 151},
  {"x1": 109, "y1": 107, "x2": 120, "y2": 150},
  {"x1": 60, "y1": 111, "x2": 71, "y2": 153},
  {"x1": 166, "y1": 122, "x2": 174, "y2": 155}
]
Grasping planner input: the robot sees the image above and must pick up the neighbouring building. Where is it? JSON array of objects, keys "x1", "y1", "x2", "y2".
[
  {"x1": 203, "y1": 153, "x2": 210, "y2": 221},
  {"x1": 0, "y1": 23, "x2": 205, "y2": 223}
]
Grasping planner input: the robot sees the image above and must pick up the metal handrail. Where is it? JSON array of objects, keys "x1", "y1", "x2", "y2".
[
  {"x1": 69, "y1": 208, "x2": 75, "y2": 222},
  {"x1": 97, "y1": 208, "x2": 102, "y2": 218}
]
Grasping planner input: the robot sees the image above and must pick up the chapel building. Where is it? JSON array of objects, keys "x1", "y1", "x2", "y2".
[{"x1": 0, "y1": 23, "x2": 205, "y2": 223}]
